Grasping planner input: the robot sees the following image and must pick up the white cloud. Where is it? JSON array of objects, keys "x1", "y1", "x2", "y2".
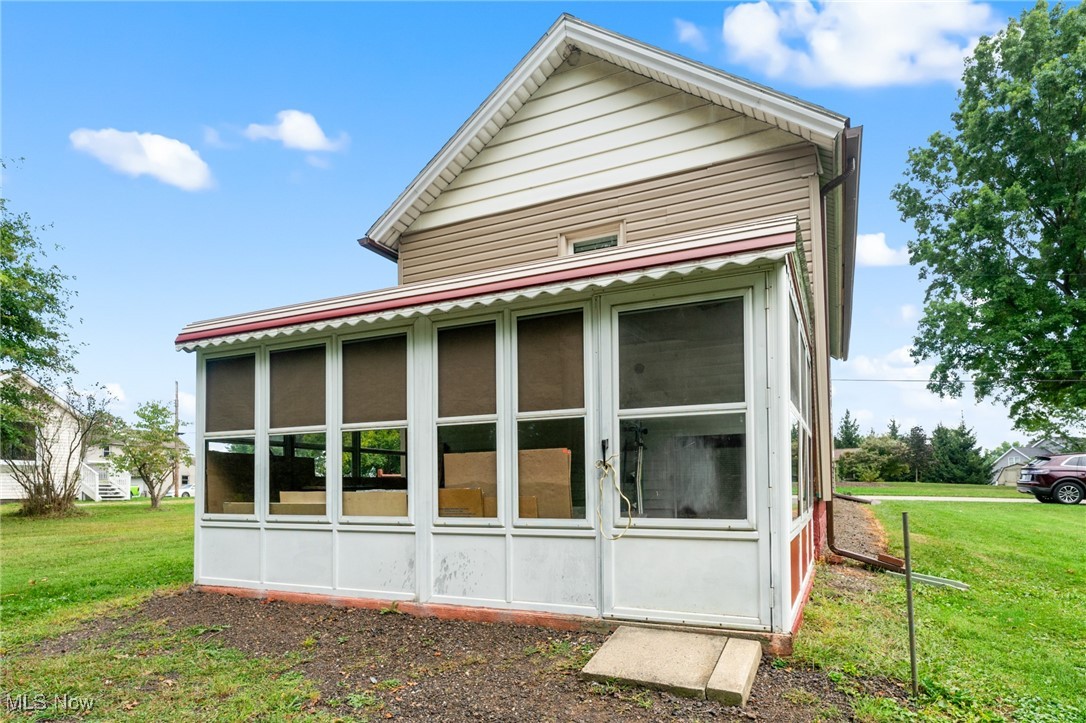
[
  {"x1": 305, "y1": 154, "x2": 332, "y2": 169},
  {"x1": 70, "y1": 128, "x2": 213, "y2": 191},
  {"x1": 202, "y1": 126, "x2": 232, "y2": 149},
  {"x1": 244, "y1": 110, "x2": 348, "y2": 152},
  {"x1": 856, "y1": 233, "x2": 910, "y2": 267},
  {"x1": 675, "y1": 18, "x2": 708, "y2": 52},
  {"x1": 721, "y1": 1, "x2": 999, "y2": 87},
  {"x1": 104, "y1": 382, "x2": 126, "y2": 404},
  {"x1": 900, "y1": 304, "x2": 919, "y2": 323}
]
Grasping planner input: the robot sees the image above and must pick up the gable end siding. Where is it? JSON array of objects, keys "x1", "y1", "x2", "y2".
[
  {"x1": 406, "y1": 56, "x2": 807, "y2": 235},
  {"x1": 399, "y1": 143, "x2": 818, "y2": 285}
]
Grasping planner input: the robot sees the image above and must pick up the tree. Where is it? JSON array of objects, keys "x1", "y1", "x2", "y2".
[
  {"x1": 110, "y1": 401, "x2": 193, "y2": 510},
  {"x1": 905, "y1": 425, "x2": 934, "y2": 482},
  {"x1": 891, "y1": 1, "x2": 1086, "y2": 437},
  {"x1": 887, "y1": 418, "x2": 901, "y2": 440},
  {"x1": 1, "y1": 378, "x2": 115, "y2": 516},
  {"x1": 837, "y1": 435, "x2": 910, "y2": 482},
  {"x1": 1, "y1": 185, "x2": 77, "y2": 445},
  {"x1": 835, "y1": 409, "x2": 863, "y2": 448},
  {"x1": 929, "y1": 422, "x2": 989, "y2": 485}
]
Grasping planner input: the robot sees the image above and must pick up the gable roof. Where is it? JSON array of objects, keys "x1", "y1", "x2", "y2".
[{"x1": 360, "y1": 13, "x2": 851, "y2": 258}]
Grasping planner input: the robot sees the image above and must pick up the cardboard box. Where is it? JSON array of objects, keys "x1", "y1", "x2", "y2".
[
  {"x1": 268, "y1": 502, "x2": 326, "y2": 516},
  {"x1": 518, "y1": 495, "x2": 539, "y2": 518},
  {"x1": 443, "y1": 452, "x2": 497, "y2": 498},
  {"x1": 518, "y1": 448, "x2": 573, "y2": 518},
  {"x1": 280, "y1": 490, "x2": 326, "y2": 504},
  {"x1": 483, "y1": 493, "x2": 497, "y2": 518},
  {"x1": 343, "y1": 490, "x2": 408, "y2": 517},
  {"x1": 438, "y1": 487, "x2": 484, "y2": 517},
  {"x1": 221, "y1": 501, "x2": 255, "y2": 515}
]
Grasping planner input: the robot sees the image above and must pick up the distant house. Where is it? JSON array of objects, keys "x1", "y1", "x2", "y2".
[
  {"x1": 1, "y1": 374, "x2": 194, "y2": 503},
  {"x1": 0, "y1": 374, "x2": 117, "y2": 503},
  {"x1": 990, "y1": 438, "x2": 1070, "y2": 485},
  {"x1": 175, "y1": 15, "x2": 863, "y2": 644}
]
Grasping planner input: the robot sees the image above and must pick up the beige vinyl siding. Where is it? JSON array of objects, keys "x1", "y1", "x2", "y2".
[
  {"x1": 408, "y1": 56, "x2": 805, "y2": 233},
  {"x1": 400, "y1": 144, "x2": 818, "y2": 285}
]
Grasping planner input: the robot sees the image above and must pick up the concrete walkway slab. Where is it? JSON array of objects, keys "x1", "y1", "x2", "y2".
[
  {"x1": 580, "y1": 626, "x2": 726, "y2": 698},
  {"x1": 706, "y1": 637, "x2": 762, "y2": 706}
]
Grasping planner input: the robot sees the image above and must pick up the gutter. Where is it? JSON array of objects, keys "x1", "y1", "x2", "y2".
[
  {"x1": 819, "y1": 128, "x2": 897, "y2": 572},
  {"x1": 358, "y1": 235, "x2": 399, "y2": 262}
]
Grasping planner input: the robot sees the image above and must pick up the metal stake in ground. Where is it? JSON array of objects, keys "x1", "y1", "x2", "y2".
[{"x1": 903, "y1": 511, "x2": 919, "y2": 698}]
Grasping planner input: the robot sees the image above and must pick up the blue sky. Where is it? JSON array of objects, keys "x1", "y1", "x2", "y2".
[{"x1": 3, "y1": 1, "x2": 1036, "y2": 449}]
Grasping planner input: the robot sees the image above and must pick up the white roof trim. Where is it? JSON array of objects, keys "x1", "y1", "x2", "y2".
[{"x1": 363, "y1": 14, "x2": 848, "y2": 253}]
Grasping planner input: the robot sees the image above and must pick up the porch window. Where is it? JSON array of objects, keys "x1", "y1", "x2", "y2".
[
  {"x1": 204, "y1": 354, "x2": 256, "y2": 514},
  {"x1": 790, "y1": 305, "x2": 813, "y2": 520},
  {"x1": 268, "y1": 346, "x2": 327, "y2": 516},
  {"x1": 437, "y1": 322, "x2": 497, "y2": 518},
  {"x1": 342, "y1": 334, "x2": 408, "y2": 517},
  {"x1": 515, "y1": 310, "x2": 586, "y2": 519},
  {"x1": 617, "y1": 298, "x2": 747, "y2": 520}
]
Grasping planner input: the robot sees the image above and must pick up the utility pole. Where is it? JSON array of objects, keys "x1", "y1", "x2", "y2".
[{"x1": 173, "y1": 381, "x2": 180, "y2": 496}]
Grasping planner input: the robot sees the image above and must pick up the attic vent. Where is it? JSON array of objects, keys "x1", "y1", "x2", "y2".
[
  {"x1": 562, "y1": 221, "x2": 625, "y2": 256},
  {"x1": 573, "y1": 235, "x2": 618, "y2": 254}
]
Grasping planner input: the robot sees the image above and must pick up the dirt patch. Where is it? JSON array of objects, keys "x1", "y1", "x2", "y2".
[
  {"x1": 832, "y1": 498, "x2": 888, "y2": 559},
  {"x1": 25, "y1": 589, "x2": 911, "y2": 721}
]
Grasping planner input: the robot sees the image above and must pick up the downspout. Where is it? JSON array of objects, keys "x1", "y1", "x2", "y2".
[{"x1": 818, "y1": 146, "x2": 904, "y2": 575}]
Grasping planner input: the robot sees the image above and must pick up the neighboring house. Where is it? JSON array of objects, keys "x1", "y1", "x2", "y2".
[
  {"x1": 990, "y1": 438, "x2": 1070, "y2": 485},
  {"x1": 0, "y1": 374, "x2": 121, "y2": 503},
  {"x1": 175, "y1": 16, "x2": 861, "y2": 645}
]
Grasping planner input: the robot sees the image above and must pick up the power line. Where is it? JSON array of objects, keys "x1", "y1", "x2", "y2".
[{"x1": 833, "y1": 377, "x2": 1084, "y2": 383}]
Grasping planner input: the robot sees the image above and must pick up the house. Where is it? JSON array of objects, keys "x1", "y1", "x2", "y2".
[
  {"x1": 989, "y1": 439, "x2": 1067, "y2": 485},
  {"x1": 0, "y1": 374, "x2": 124, "y2": 503},
  {"x1": 1, "y1": 374, "x2": 194, "y2": 503},
  {"x1": 175, "y1": 16, "x2": 861, "y2": 644}
]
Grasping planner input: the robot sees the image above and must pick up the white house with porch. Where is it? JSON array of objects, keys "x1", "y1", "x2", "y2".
[{"x1": 176, "y1": 16, "x2": 863, "y2": 646}]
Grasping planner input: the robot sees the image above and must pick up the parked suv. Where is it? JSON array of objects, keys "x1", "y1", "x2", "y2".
[{"x1": 1018, "y1": 454, "x2": 1086, "y2": 504}]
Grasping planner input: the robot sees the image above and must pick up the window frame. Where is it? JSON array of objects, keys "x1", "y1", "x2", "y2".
[
  {"x1": 200, "y1": 347, "x2": 261, "y2": 522},
  {"x1": 607, "y1": 287, "x2": 757, "y2": 531},
  {"x1": 510, "y1": 302, "x2": 594, "y2": 529},
  {"x1": 788, "y1": 291, "x2": 814, "y2": 534},
  {"x1": 432, "y1": 313, "x2": 505, "y2": 527},
  {"x1": 338, "y1": 327, "x2": 413, "y2": 525},
  {"x1": 264, "y1": 340, "x2": 331, "y2": 524},
  {"x1": 559, "y1": 221, "x2": 626, "y2": 256}
]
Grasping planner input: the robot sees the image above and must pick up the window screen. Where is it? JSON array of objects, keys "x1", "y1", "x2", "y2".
[
  {"x1": 343, "y1": 335, "x2": 407, "y2": 424},
  {"x1": 619, "y1": 414, "x2": 746, "y2": 519},
  {"x1": 205, "y1": 355, "x2": 255, "y2": 432},
  {"x1": 270, "y1": 346, "x2": 326, "y2": 429},
  {"x1": 517, "y1": 311, "x2": 584, "y2": 412},
  {"x1": 790, "y1": 307, "x2": 801, "y2": 409},
  {"x1": 205, "y1": 438, "x2": 255, "y2": 514},
  {"x1": 618, "y1": 299, "x2": 744, "y2": 409},
  {"x1": 438, "y1": 323, "x2": 496, "y2": 418}
]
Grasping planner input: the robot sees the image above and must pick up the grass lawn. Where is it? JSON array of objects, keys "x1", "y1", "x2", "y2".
[
  {"x1": 0, "y1": 499, "x2": 194, "y2": 651},
  {"x1": 797, "y1": 502, "x2": 1086, "y2": 721},
  {"x1": 836, "y1": 482, "x2": 1023, "y2": 498}
]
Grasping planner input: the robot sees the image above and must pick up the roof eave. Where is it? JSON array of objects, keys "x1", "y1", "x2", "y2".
[{"x1": 830, "y1": 126, "x2": 862, "y2": 361}]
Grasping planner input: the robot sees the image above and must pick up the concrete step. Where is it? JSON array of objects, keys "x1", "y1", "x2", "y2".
[{"x1": 580, "y1": 626, "x2": 761, "y2": 705}]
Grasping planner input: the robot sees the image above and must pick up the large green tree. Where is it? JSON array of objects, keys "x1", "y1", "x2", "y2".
[
  {"x1": 1, "y1": 179, "x2": 77, "y2": 450},
  {"x1": 891, "y1": 1, "x2": 1086, "y2": 436},
  {"x1": 929, "y1": 422, "x2": 989, "y2": 485},
  {"x1": 905, "y1": 425, "x2": 934, "y2": 482}
]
